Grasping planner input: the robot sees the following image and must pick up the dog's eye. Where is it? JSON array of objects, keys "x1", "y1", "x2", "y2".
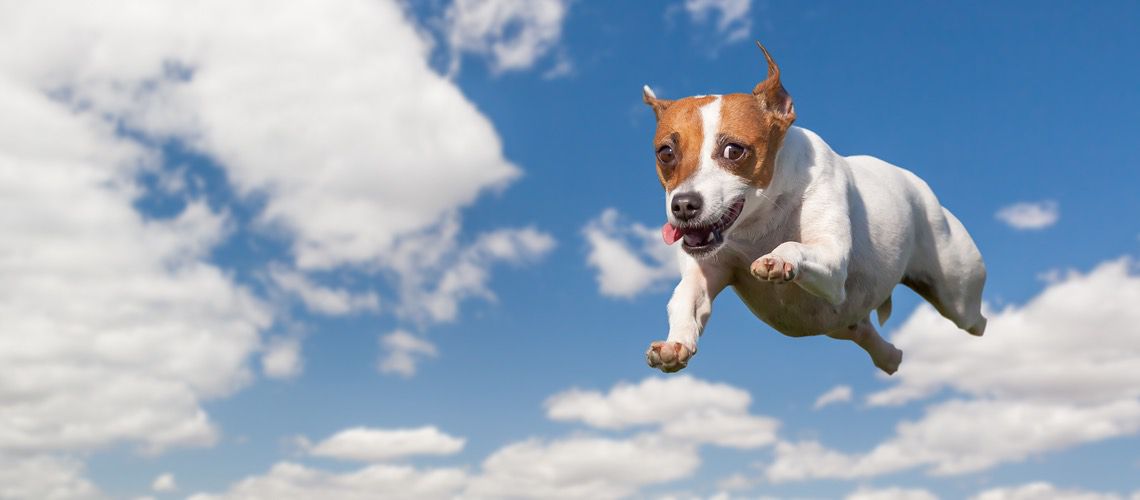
[
  {"x1": 722, "y1": 143, "x2": 746, "y2": 161},
  {"x1": 656, "y1": 145, "x2": 675, "y2": 164}
]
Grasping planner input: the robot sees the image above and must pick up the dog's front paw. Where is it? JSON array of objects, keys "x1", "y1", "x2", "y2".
[
  {"x1": 646, "y1": 341, "x2": 693, "y2": 373},
  {"x1": 751, "y1": 254, "x2": 797, "y2": 283}
]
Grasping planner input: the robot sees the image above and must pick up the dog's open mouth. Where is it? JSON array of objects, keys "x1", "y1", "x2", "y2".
[{"x1": 662, "y1": 198, "x2": 745, "y2": 255}]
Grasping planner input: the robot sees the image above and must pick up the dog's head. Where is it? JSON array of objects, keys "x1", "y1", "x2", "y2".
[{"x1": 645, "y1": 42, "x2": 796, "y2": 258}]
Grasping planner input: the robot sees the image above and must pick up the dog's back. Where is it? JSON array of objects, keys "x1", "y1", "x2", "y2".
[{"x1": 844, "y1": 152, "x2": 987, "y2": 336}]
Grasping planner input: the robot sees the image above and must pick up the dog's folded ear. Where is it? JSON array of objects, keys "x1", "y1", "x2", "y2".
[
  {"x1": 752, "y1": 41, "x2": 796, "y2": 125},
  {"x1": 642, "y1": 85, "x2": 673, "y2": 120}
]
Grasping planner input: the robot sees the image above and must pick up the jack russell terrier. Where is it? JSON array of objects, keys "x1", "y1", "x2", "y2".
[{"x1": 643, "y1": 42, "x2": 987, "y2": 375}]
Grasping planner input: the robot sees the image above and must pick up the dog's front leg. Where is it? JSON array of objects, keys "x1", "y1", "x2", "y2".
[
  {"x1": 751, "y1": 237, "x2": 849, "y2": 305},
  {"x1": 646, "y1": 260, "x2": 730, "y2": 373}
]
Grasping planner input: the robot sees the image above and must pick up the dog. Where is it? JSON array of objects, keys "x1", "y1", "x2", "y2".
[{"x1": 643, "y1": 42, "x2": 987, "y2": 375}]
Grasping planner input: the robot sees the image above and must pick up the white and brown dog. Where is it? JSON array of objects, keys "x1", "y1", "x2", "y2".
[{"x1": 643, "y1": 42, "x2": 987, "y2": 375}]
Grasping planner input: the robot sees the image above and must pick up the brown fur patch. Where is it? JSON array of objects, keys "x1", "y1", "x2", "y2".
[
  {"x1": 649, "y1": 93, "x2": 792, "y2": 190},
  {"x1": 652, "y1": 95, "x2": 715, "y2": 190},
  {"x1": 717, "y1": 93, "x2": 787, "y2": 188},
  {"x1": 646, "y1": 41, "x2": 796, "y2": 191}
]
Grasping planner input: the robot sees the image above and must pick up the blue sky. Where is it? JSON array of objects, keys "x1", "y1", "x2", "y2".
[{"x1": 1, "y1": 0, "x2": 1139, "y2": 499}]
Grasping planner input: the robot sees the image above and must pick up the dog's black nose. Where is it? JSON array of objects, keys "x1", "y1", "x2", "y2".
[{"x1": 671, "y1": 192, "x2": 703, "y2": 221}]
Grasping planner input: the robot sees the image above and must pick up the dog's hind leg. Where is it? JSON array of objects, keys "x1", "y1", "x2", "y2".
[
  {"x1": 827, "y1": 317, "x2": 902, "y2": 375},
  {"x1": 905, "y1": 206, "x2": 987, "y2": 336}
]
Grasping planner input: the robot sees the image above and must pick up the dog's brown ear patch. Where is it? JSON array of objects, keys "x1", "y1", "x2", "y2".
[
  {"x1": 751, "y1": 42, "x2": 795, "y2": 126},
  {"x1": 643, "y1": 85, "x2": 674, "y2": 120}
]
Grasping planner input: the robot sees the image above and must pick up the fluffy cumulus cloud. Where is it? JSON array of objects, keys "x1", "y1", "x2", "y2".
[
  {"x1": 869, "y1": 257, "x2": 1140, "y2": 407},
  {"x1": 269, "y1": 266, "x2": 379, "y2": 316},
  {"x1": 377, "y1": 330, "x2": 440, "y2": 378},
  {"x1": 466, "y1": 435, "x2": 699, "y2": 499},
  {"x1": 195, "y1": 375, "x2": 781, "y2": 499},
  {"x1": 306, "y1": 426, "x2": 465, "y2": 462},
  {"x1": 767, "y1": 257, "x2": 1140, "y2": 482},
  {"x1": 847, "y1": 486, "x2": 939, "y2": 500},
  {"x1": 151, "y1": 473, "x2": 177, "y2": 492},
  {"x1": 187, "y1": 462, "x2": 469, "y2": 500},
  {"x1": 995, "y1": 200, "x2": 1060, "y2": 230},
  {"x1": 0, "y1": 73, "x2": 270, "y2": 455},
  {"x1": 583, "y1": 208, "x2": 680, "y2": 298},
  {"x1": 446, "y1": 0, "x2": 571, "y2": 74},
  {"x1": 261, "y1": 337, "x2": 305, "y2": 380},
  {"x1": 4, "y1": 0, "x2": 524, "y2": 270},
  {"x1": 0, "y1": 454, "x2": 103, "y2": 500},
  {"x1": 813, "y1": 385, "x2": 854, "y2": 410},
  {"x1": 683, "y1": 0, "x2": 753, "y2": 43},
  {"x1": 0, "y1": 0, "x2": 555, "y2": 489},
  {"x1": 546, "y1": 375, "x2": 779, "y2": 448},
  {"x1": 970, "y1": 482, "x2": 1137, "y2": 500}
]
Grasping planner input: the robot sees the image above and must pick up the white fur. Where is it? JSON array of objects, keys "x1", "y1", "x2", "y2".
[
  {"x1": 651, "y1": 124, "x2": 987, "y2": 375},
  {"x1": 667, "y1": 97, "x2": 751, "y2": 231}
]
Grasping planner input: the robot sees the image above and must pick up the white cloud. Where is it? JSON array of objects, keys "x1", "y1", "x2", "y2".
[
  {"x1": 465, "y1": 435, "x2": 699, "y2": 499},
  {"x1": 0, "y1": 72, "x2": 270, "y2": 456},
  {"x1": 971, "y1": 482, "x2": 1127, "y2": 500},
  {"x1": 869, "y1": 257, "x2": 1140, "y2": 407},
  {"x1": 195, "y1": 435, "x2": 694, "y2": 500},
  {"x1": 768, "y1": 257, "x2": 1140, "y2": 481},
  {"x1": 398, "y1": 226, "x2": 556, "y2": 324},
  {"x1": 269, "y1": 266, "x2": 379, "y2": 316},
  {"x1": 446, "y1": 0, "x2": 571, "y2": 74},
  {"x1": 546, "y1": 375, "x2": 751, "y2": 429},
  {"x1": 848, "y1": 486, "x2": 939, "y2": 500},
  {"x1": 813, "y1": 385, "x2": 854, "y2": 410},
  {"x1": 995, "y1": 200, "x2": 1059, "y2": 230},
  {"x1": 0, "y1": 0, "x2": 561, "y2": 471},
  {"x1": 262, "y1": 337, "x2": 304, "y2": 380},
  {"x1": 377, "y1": 330, "x2": 439, "y2": 378},
  {"x1": 770, "y1": 398, "x2": 1140, "y2": 482},
  {"x1": 187, "y1": 462, "x2": 468, "y2": 500},
  {"x1": 583, "y1": 208, "x2": 679, "y2": 298},
  {"x1": 684, "y1": 0, "x2": 752, "y2": 43},
  {"x1": 764, "y1": 440, "x2": 862, "y2": 483},
  {"x1": 151, "y1": 472, "x2": 177, "y2": 492},
  {"x1": 545, "y1": 376, "x2": 779, "y2": 449},
  {"x1": 199, "y1": 375, "x2": 780, "y2": 499},
  {"x1": 0, "y1": 1, "x2": 563, "y2": 491},
  {"x1": 1, "y1": 0, "x2": 534, "y2": 278},
  {"x1": 715, "y1": 472, "x2": 758, "y2": 492},
  {"x1": 307, "y1": 426, "x2": 465, "y2": 463},
  {"x1": 0, "y1": 454, "x2": 103, "y2": 500}
]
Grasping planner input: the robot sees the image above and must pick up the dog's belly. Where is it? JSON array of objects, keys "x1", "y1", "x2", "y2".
[{"x1": 728, "y1": 270, "x2": 880, "y2": 337}]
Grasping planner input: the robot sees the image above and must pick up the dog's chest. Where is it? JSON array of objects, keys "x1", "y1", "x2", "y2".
[
  {"x1": 719, "y1": 236, "x2": 867, "y2": 337},
  {"x1": 728, "y1": 273, "x2": 847, "y2": 336}
]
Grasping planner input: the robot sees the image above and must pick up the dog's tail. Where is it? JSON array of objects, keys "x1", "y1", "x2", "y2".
[{"x1": 876, "y1": 295, "x2": 893, "y2": 327}]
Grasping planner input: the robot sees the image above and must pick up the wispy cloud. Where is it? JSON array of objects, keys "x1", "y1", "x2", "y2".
[
  {"x1": 583, "y1": 208, "x2": 679, "y2": 298},
  {"x1": 446, "y1": 0, "x2": 572, "y2": 75},
  {"x1": 377, "y1": 330, "x2": 440, "y2": 378},
  {"x1": 813, "y1": 385, "x2": 854, "y2": 410},
  {"x1": 683, "y1": 0, "x2": 753, "y2": 44},
  {"x1": 995, "y1": 200, "x2": 1059, "y2": 230}
]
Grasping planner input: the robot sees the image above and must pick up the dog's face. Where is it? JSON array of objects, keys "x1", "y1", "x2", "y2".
[{"x1": 645, "y1": 43, "x2": 796, "y2": 258}]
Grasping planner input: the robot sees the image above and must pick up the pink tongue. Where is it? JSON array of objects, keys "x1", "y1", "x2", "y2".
[{"x1": 662, "y1": 223, "x2": 683, "y2": 245}]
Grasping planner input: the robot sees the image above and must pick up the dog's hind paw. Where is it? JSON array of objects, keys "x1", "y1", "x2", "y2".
[
  {"x1": 646, "y1": 341, "x2": 692, "y2": 373},
  {"x1": 751, "y1": 254, "x2": 796, "y2": 283}
]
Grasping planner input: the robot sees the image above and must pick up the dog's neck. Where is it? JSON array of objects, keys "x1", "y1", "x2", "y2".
[{"x1": 731, "y1": 126, "x2": 814, "y2": 240}]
